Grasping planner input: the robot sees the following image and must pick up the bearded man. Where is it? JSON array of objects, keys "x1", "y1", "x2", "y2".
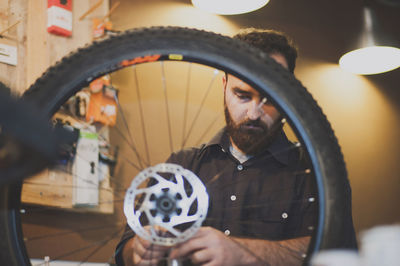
[{"x1": 116, "y1": 28, "x2": 356, "y2": 266}]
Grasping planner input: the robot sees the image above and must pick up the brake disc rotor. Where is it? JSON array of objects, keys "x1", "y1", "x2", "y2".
[{"x1": 124, "y1": 163, "x2": 209, "y2": 246}]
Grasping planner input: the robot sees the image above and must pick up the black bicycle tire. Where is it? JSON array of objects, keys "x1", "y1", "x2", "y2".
[{"x1": 0, "y1": 26, "x2": 352, "y2": 265}]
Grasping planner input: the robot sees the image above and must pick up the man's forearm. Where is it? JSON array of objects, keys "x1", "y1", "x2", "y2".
[{"x1": 231, "y1": 236, "x2": 310, "y2": 266}]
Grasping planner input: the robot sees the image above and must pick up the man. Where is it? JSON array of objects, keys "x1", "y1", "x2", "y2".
[{"x1": 116, "y1": 28, "x2": 356, "y2": 266}]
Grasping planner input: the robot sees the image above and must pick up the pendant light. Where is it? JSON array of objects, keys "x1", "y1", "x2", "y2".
[
  {"x1": 191, "y1": 0, "x2": 270, "y2": 15},
  {"x1": 339, "y1": 1, "x2": 400, "y2": 75}
]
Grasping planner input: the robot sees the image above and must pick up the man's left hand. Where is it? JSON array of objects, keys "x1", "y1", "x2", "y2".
[{"x1": 169, "y1": 226, "x2": 258, "y2": 266}]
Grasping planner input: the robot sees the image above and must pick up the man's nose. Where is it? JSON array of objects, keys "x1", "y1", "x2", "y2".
[{"x1": 247, "y1": 100, "x2": 264, "y2": 120}]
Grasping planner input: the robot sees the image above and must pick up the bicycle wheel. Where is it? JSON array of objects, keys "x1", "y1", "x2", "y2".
[{"x1": 0, "y1": 27, "x2": 353, "y2": 265}]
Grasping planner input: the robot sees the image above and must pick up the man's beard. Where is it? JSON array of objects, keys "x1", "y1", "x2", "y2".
[{"x1": 224, "y1": 104, "x2": 282, "y2": 156}]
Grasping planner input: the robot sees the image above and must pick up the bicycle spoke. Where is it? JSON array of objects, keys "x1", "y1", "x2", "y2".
[
  {"x1": 229, "y1": 237, "x2": 272, "y2": 266},
  {"x1": 206, "y1": 168, "x2": 312, "y2": 194},
  {"x1": 160, "y1": 62, "x2": 174, "y2": 154},
  {"x1": 202, "y1": 145, "x2": 308, "y2": 188},
  {"x1": 181, "y1": 69, "x2": 219, "y2": 147},
  {"x1": 78, "y1": 228, "x2": 122, "y2": 265},
  {"x1": 194, "y1": 112, "x2": 223, "y2": 147},
  {"x1": 60, "y1": 145, "x2": 129, "y2": 190},
  {"x1": 24, "y1": 222, "x2": 125, "y2": 242},
  {"x1": 23, "y1": 180, "x2": 126, "y2": 194},
  {"x1": 132, "y1": 65, "x2": 152, "y2": 166},
  {"x1": 181, "y1": 63, "x2": 192, "y2": 149},
  {"x1": 21, "y1": 199, "x2": 124, "y2": 216},
  {"x1": 67, "y1": 94, "x2": 146, "y2": 172},
  {"x1": 22, "y1": 165, "x2": 125, "y2": 210},
  {"x1": 206, "y1": 196, "x2": 318, "y2": 219},
  {"x1": 115, "y1": 94, "x2": 148, "y2": 169},
  {"x1": 32, "y1": 228, "x2": 124, "y2": 265},
  {"x1": 40, "y1": 144, "x2": 133, "y2": 195},
  {"x1": 51, "y1": 164, "x2": 123, "y2": 200},
  {"x1": 63, "y1": 94, "x2": 151, "y2": 172}
]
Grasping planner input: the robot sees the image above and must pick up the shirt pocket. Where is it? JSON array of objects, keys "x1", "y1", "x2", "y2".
[{"x1": 241, "y1": 202, "x2": 290, "y2": 240}]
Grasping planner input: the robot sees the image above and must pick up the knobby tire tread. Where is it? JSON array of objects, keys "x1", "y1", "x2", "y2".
[{"x1": 0, "y1": 26, "x2": 350, "y2": 265}]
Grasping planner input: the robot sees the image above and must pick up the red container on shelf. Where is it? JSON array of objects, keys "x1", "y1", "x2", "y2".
[{"x1": 47, "y1": 0, "x2": 73, "y2": 37}]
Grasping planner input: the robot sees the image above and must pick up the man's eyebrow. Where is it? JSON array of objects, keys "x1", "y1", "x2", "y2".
[{"x1": 232, "y1": 87, "x2": 252, "y2": 94}]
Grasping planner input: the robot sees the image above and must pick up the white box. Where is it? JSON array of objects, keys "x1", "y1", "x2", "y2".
[{"x1": 72, "y1": 128, "x2": 99, "y2": 207}]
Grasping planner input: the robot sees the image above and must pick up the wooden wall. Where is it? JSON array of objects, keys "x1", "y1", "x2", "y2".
[
  {"x1": 0, "y1": 1, "x2": 120, "y2": 263},
  {"x1": 0, "y1": 0, "x2": 26, "y2": 94},
  {"x1": 0, "y1": 0, "x2": 109, "y2": 94}
]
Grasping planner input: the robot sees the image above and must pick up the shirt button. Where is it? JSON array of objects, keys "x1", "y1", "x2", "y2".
[
  {"x1": 230, "y1": 195, "x2": 237, "y2": 201},
  {"x1": 224, "y1": 229, "x2": 230, "y2": 236},
  {"x1": 282, "y1": 212, "x2": 288, "y2": 219},
  {"x1": 237, "y1": 164, "x2": 243, "y2": 171}
]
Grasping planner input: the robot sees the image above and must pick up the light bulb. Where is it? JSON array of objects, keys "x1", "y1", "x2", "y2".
[
  {"x1": 191, "y1": 0, "x2": 269, "y2": 15},
  {"x1": 339, "y1": 46, "x2": 400, "y2": 75}
]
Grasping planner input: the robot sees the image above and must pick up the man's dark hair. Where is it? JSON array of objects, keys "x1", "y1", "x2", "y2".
[{"x1": 233, "y1": 28, "x2": 298, "y2": 73}]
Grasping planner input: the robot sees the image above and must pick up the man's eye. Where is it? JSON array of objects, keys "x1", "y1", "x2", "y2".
[{"x1": 237, "y1": 94, "x2": 251, "y2": 100}]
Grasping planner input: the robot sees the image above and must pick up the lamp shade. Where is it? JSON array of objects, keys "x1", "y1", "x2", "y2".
[
  {"x1": 191, "y1": 0, "x2": 270, "y2": 15},
  {"x1": 339, "y1": 46, "x2": 400, "y2": 75},
  {"x1": 339, "y1": 5, "x2": 400, "y2": 75}
]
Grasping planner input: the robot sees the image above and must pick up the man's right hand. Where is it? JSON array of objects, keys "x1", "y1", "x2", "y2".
[{"x1": 123, "y1": 234, "x2": 170, "y2": 266}]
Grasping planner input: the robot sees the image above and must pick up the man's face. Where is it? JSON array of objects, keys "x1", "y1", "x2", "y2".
[{"x1": 223, "y1": 53, "x2": 289, "y2": 154}]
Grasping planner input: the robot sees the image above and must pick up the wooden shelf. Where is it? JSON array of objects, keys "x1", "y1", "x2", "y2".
[{"x1": 22, "y1": 168, "x2": 114, "y2": 214}]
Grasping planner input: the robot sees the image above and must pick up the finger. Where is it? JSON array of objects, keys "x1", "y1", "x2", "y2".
[
  {"x1": 169, "y1": 227, "x2": 218, "y2": 259},
  {"x1": 134, "y1": 254, "x2": 167, "y2": 266},
  {"x1": 141, "y1": 248, "x2": 168, "y2": 260},
  {"x1": 170, "y1": 236, "x2": 208, "y2": 259},
  {"x1": 136, "y1": 235, "x2": 170, "y2": 252},
  {"x1": 134, "y1": 237, "x2": 169, "y2": 259},
  {"x1": 141, "y1": 245, "x2": 169, "y2": 260},
  {"x1": 132, "y1": 237, "x2": 144, "y2": 259},
  {"x1": 134, "y1": 236, "x2": 154, "y2": 258},
  {"x1": 172, "y1": 226, "x2": 211, "y2": 251},
  {"x1": 202, "y1": 262, "x2": 218, "y2": 266},
  {"x1": 190, "y1": 249, "x2": 212, "y2": 265}
]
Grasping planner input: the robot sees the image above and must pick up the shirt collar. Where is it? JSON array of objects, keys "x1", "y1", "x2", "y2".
[
  {"x1": 201, "y1": 127, "x2": 291, "y2": 165},
  {"x1": 205, "y1": 128, "x2": 230, "y2": 151}
]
